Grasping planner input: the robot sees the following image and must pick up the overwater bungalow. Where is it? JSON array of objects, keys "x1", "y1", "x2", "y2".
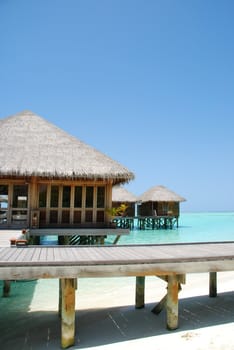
[
  {"x1": 112, "y1": 185, "x2": 137, "y2": 216},
  {"x1": 0, "y1": 110, "x2": 134, "y2": 230},
  {"x1": 111, "y1": 185, "x2": 137, "y2": 229},
  {"x1": 137, "y1": 185, "x2": 186, "y2": 229}
]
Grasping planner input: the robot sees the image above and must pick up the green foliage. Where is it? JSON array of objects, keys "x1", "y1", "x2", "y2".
[{"x1": 106, "y1": 203, "x2": 128, "y2": 217}]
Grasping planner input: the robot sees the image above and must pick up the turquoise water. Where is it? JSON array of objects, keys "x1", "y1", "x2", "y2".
[
  {"x1": 108, "y1": 212, "x2": 234, "y2": 245},
  {"x1": 40, "y1": 212, "x2": 234, "y2": 246}
]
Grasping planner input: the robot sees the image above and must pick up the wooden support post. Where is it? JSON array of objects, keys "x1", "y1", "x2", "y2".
[
  {"x1": 209, "y1": 272, "x2": 217, "y2": 297},
  {"x1": 152, "y1": 274, "x2": 185, "y2": 315},
  {"x1": 135, "y1": 276, "x2": 145, "y2": 309},
  {"x1": 61, "y1": 278, "x2": 76, "y2": 349},
  {"x1": 166, "y1": 275, "x2": 179, "y2": 330},
  {"x1": 3, "y1": 280, "x2": 11, "y2": 297},
  {"x1": 59, "y1": 279, "x2": 78, "y2": 317}
]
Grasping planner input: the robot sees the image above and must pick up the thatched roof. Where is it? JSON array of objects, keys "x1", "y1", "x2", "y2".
[
  {"x1": 0, "y1": 110, "x2": 134, "y2": 183},
  {"x1": 112, "y1": 185, "x2": 137, "y2": 202},
  {"x1": 138, "y1": 185, "x2": 186, "y2": 203}
]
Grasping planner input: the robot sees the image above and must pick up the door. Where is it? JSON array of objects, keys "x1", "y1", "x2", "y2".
[
  {"x1": 11, "y1": 184, "x2": 29, "y2": 227},
  {"x1": 0, "y1": 185, "x2": 8, "y2": 226}
]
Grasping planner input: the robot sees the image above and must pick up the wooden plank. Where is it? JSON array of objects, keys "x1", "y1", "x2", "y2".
[{"x1": 31, "y1": 247, "x2": 42, "y2": 262}]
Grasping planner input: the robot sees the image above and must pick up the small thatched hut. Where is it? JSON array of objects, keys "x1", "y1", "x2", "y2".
[
  {"x1": 112, "y1": 185, "x2": 137, "y2": 216},
  {"x1": 0, "y1": 110, "x2": 134, "y2": 228},
  {"x1": 138, "y1": 185, "x2": 186, "y2": 217}
]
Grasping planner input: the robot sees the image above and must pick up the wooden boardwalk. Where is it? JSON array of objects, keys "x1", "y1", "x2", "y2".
[{"x1": 1, "y1": 242, "x2": 234, "y2": 348}]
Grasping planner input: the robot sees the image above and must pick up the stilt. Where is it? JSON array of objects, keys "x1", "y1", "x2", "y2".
[
  {"x1": 3, "y1": 280, "x2": 11, "y2": 297},
  {"x1": 135, "y1": 276, "x2": 145, "y2": 309},
  {"x1": 209, "y1": 272, "x2": 217, "y2": 297},
  {"x1": 61, "y1": 278, "x2": 76, "y2": 349},
  {"x1": 152, "y1": 274, "x2": 184, "y2": 315},
  {"x1": 166, "y1": 275, "x2": 179, "y2": 330}
]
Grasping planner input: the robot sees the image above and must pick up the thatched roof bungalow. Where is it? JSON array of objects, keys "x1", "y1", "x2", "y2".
[
  {"x1": 0, "y1": 110, "x2": 134, "y2": 228},
  {"x1": 112, "y1": 185, "x2": 137, "y2": 216},
  {"x1": 138, "y1": 185, "x2": 186, "y2": 217}
]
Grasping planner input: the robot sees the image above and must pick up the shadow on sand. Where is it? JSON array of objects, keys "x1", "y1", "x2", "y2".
[{"x1": 0, "y1": 288, "x2": 234, "y2": 349}]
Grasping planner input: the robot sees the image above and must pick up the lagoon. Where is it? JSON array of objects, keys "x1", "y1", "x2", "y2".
[{"x1": 110, "y1": 212, "x2": 234, "y2": 245}]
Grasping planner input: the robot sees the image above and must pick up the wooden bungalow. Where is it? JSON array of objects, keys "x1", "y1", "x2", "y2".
[
  {"x1": 112, "y1": 185, "x2": 137, "y2": 216},
  {"x1": 111, "y1": 185, "x2": 137, "y2": 229},
  {"x1": 137, "y1": 185, "x2": 186, "y2": 229},
  {"x1": 0, "y1": 110, "x2": 134, "y2": 230}
]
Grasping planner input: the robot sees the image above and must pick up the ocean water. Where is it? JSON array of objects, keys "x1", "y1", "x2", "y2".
[
  {"x1": 108, "y1": 212, "x2": 234, "y2": 245},
  {"x1": 40, "y1": 212, "x2": 234, "y2": 246}
]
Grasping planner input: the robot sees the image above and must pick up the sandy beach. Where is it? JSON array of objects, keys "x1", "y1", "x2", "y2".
[{"x1": 0, "y1": 271, "x2": 234, "y2": 350}]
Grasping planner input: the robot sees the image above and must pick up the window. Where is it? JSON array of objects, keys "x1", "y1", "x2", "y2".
[
  {"x1": 97, "y1": 186, "x2": 105, "y2": 208},
  {"x1": 85, "y1": 210, "x2": 93, "y2": 222},
  {"x1": 74, "y1": 186, "x2": 82, "y2": 208},
  {"x1": 85, "y1": 187, "x2": 93, "y2": 208},
  {"x1": 62, "y1": 210, "x2": 70, "y2": 223},
  {"x1": 62, "y1": 186, "x2": 71, "y2": 208},
  {"x1": 50, "y1": 186, "x2": 59, "y2": 207},
  {"x1": 13, "y1": 185, "x2": 28, "y2": 208},
  {"x1": 0, "y1": 185, "x2": 8, "y2": 224},
  {"x1": 96, "y1": 210, "x2": 104, "y2": 222},
  {"x1": 39, "y1": 184, "x2": 47, "y2": 208},
  {"x1": 50, "y1": 210, "x2": 58, "y2": 223}
]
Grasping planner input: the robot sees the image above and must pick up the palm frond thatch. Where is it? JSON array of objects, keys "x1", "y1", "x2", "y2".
[
  {"x1": 112, "y1": 185, "x2": 137, "y2": 202},
  {"x1": 0, "y1": 110, "x2": 134, "y2": 184},
  {"x1": 138, "y1": 185, "x2": 186, "y2": 202}
]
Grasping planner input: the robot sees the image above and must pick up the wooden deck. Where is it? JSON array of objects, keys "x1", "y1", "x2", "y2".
[
  {"x1": 1, "y1": 242, "x2": 234, "y2": 348},
  {"x1": 1, "y1": 242, "x2": 234, "y2": 277}
]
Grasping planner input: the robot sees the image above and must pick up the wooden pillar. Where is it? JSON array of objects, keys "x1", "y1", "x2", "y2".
[
  {"x1": 166, "y1": 275, "x2": 179, "y2": 330},
  {"x1": 59, "y1": 278, "x2": 78, "y2": 317},
  {"x1": 135, "y1": 276, "x2": 145, "y2": 309},
  {"x1": 209, "y1": 272, "x2": 217, "y2": 297},
  {"x1": 61, "y1": 278, "x2": 76, "y2": 349},
  {"x1": 3, "y1": 280, "x2": 11, "y2": 297}
]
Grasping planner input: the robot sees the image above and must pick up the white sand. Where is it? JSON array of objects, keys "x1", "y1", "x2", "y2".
[{"x1": 1, "y1": 272, "x2": 234, "y2": 349}]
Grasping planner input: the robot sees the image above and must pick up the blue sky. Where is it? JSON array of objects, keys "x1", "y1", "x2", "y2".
[{"x1": 0, "y1": 0, "x2": 234, "y2": 212}]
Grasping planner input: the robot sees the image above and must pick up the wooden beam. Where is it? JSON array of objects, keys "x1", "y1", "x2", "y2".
[
  {"x1": 61, "y1": 278, "x2": 76, "y2": 349},
  {"x1": 135, "y1": 276, "x2": 145, "y2": 308},
  {"x1": 112, "y1": 235, "x2": 121, "y2": 245},
  {"x1": 166, "y1": 275, "x2": 179, "y2": 330},
  {"x1": 209, "y1": 272, "x2": 217, "y2": 297},
  {"x1": 152, "y1": 294, "x2": 167, "y2": 314}
]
